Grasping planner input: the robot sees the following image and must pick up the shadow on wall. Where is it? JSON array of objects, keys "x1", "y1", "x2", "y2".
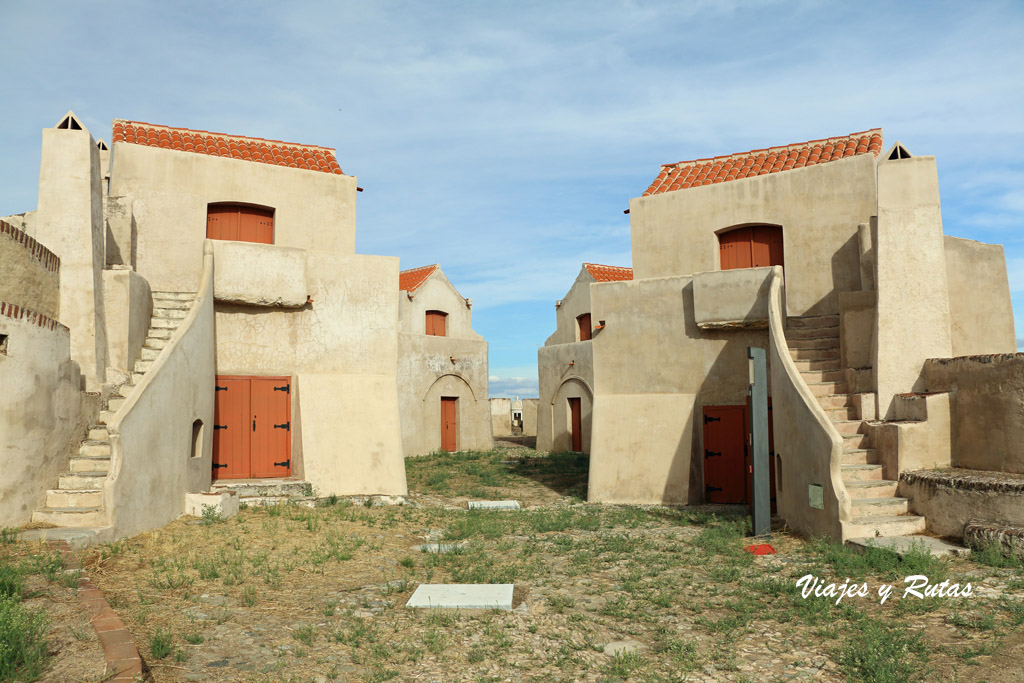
[{"x1": 661, "y1": 280, "x2": 772, "y2": 506}]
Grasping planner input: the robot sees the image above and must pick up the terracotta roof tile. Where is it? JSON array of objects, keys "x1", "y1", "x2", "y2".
[
  {"x1": 583, "y1": 263, "x2": 633, "y2": 282},
  {"x1": 399, "y1": 264, "x2": 439, "y2": 293},
  {"x1": 643, "y1": 129, "x2": 882, "y2": 197},
  {"x1": 111, "y1": 119, "x2": 344, "y2": 175}
]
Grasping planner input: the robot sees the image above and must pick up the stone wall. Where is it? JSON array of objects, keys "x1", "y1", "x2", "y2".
[{"x1": 0, "y1": 221, "x2": 60, "y2": 320}]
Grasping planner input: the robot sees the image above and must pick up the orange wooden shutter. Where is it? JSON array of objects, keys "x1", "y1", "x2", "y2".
[
  {"x1": 207, "y1": 205, "x2": 240, "y2": 241},
  {"x1": 250, "y1": 377, "x2": 291, "y2": 477},
  {"x1": 578, "y1": 313, "x2": 592, "y2": 341},
  {"x1": 426, "y1": 311, "x2": 447, "y2": 337},
  {"x1": 719, "y1": 227, "x2": 752, "y2": 270},
  {"x1": 751, "y1": 226, "x2": 784, "y2": 268},
  {"x1": 213, "y1": 377, "x2": 251, "y2": 479},
  {"x1": 207, "y1": 205, "x2": 274, "y2": 244}
]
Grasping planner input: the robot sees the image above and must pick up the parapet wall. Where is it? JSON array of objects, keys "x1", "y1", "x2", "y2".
[{"x1": 0, "y1": 220, "x2": 60, "y2": 319}]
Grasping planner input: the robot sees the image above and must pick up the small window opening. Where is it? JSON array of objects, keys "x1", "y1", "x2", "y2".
[
  {"x1": 206, "y1": 203, "x2": 275, "y2": 244},
  {"x1": 190, "y1": 419, "x2": 204, "y2": 459},
  {"x1": 887, "y1": 143, "x2": 912, "y2": 160},
  {"x1": 426, "y1": 310, "x2": 448, "y2": 337},
  {"x1": 57, "y1": 114, "x2": 83, "y2": 130},
  {"x1": 0, "y1": 334, "x2": 8, "y2": 355},
  {"x1": 577, "y1": 313, "x2": 592, "y2": 341},
  {"x1": 97, "y1": 140, "x2": 109, "y2": 151},
  {"x1": 719, "y1": 225, "x2": 784, "y2": 271}
]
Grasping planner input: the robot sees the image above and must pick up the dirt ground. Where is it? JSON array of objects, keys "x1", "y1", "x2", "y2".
[{"x1": 8, "y1": 441, "x2": 1024, "y2": 682}]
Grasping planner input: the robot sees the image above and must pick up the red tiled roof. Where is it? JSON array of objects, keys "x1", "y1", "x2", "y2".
[
  {"x1": 399, "y1": 264, "x2": 439, "y2": 293},
  {"x1": 584, "y1": 263, "x2": 633, "y2": 282},
  {"x1": 643, "y1": 129, "x2": 883, "y2": 196},
  {"x1": 111, "y1": 119, "x2": 344, "y2": 175}
]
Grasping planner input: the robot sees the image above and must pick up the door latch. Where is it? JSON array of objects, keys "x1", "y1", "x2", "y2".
[
  {"x1": 273, "y1": 459, "x2": 290, "y2": 468},
  {"x1": 273, "y1": 422, "x2": 290, "y2": 431}
]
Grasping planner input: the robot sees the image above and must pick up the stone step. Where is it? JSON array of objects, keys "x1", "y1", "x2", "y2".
[
  {"x1": 134, "y1": 359, "x2": 154, "y2": 373},
  {"x1": 87, "y1": 426, "x2": 109, "y2": 441},
  {"x1": 847, "y1": 535, "x2": 969, "y2": 558},
  {"x1": 842, "y1": 433, "x2": 870, "y2": 449},
  {"x1": 794, "y1": 358, "x2": 842, "y2": 372},
  {"x1": 818, "y1": 394, "x2": 854, "y2": 409},
  {"x1": 150, "y1": 317, "x2": 179, "y2": 330},
  {"x1": 841, "y1": 449, "x2": 877, "y2": 466},
  {"x1": 69, "y1": 456, "x2": 111, "y2": 473},
  {"x1": 79, "y1": 441, "x2": 111, "y2": 457},
  {"x1": 786, "y1": 326, "x2": 840, "y2": 340},
  {"x1": 153, "y1": 299, "x2": 191, "y2": 311},
  {"x1": 851, "y1": 497, "x2": 910, "y2": 518},
  {"x1": 153, "y1": 307, "x2": 188, "y2": 320},
  {"x1": 825, "y1": 407, "x2": 858, "y2": 421},
  {"x1": 97, "y1": 410, "x2": 117, "y2": 426},
  {"x1": 59, "y1": 472, "x2": 108, "y2": 490},
  {"x1": 32, "y1": 507, "x2": 107, "y2": 527},
  {"x1": 152, "y1": 291, "x2": 196, "y2": 302},
  {"x1": 788, "y1": 337, "x2": 841, "y2": 351},
  {"x1": 131, "y1": 372, "x2": 147, "y2": 385},
  {"x1": 807, "y1": 381, "x2": 849, "y2": 396},
  {"x1": 115, "y1": 383, "x2": 134, "y2": 399},
  {"x1": 238, "y1": 496, "x2": 317, "y2": 508},
  {"x1": 140, "y1": 347, "x2": 161, "y2": 361},
  {"x1": 147, "y1": 328, "x2": 173, "y2": 340},
  {"x1": 211, "y1": 479, "x2": 313, "y2": 499},
  {"x1": 801, "y1": 369, "x2": 846, "y2": 383},
  {"x1": 845, "y1": 480, "x2": 898, "y2": 499},
  {"x1": 46, "y1": 489, "x2": 103, "y2": 509},
  {"x1": 787, "y1": 315, "x2": 839, "y2": 330},
  {"x1": 834, "y1": 420, "x2": 865, "y2": 436},
  {"x1": 144, "y1": 338, "x2": 168, "y2": 350},
  {"x1": 844, "y1": 515, "x2": 926, "y2": 539},
  {"x1": 842, "y1": 464, "x2": 883, "y2": 482},
  {"x1": 790, "y1": 347, "x2": 840, "y2": 361},
  {"x1": 107, "y1": 396, "x2": 127, "y2": 412}
]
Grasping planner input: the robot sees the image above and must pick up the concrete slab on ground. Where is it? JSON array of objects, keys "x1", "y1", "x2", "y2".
[
  {"x1": 18, "y1": 526, "x2": 113, "y2": 549},
  {"x1": 406, "y1": 584, "x2": 514, "y2": 610},
  {"x1": 846, "y1": 534, "x2": 969, "y2": 558},
  {"x1": 412, "y1": 541, "x2": 468, "y2": 554},
  {"x1": 467, "y1": 500, "x2": 520, "y2": 510}
]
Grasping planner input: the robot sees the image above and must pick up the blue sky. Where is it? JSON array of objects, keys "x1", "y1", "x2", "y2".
[{"x1": 2, "y1": 1, "x2": 1023, "y2": 397}]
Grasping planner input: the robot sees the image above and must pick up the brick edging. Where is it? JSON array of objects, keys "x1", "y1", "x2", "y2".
[{"x1": 49, "y1": 540, "x2": 144, "y2": 681}]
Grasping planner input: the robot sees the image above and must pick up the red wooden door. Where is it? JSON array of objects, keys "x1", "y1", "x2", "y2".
[
  {"x1": 213, "y1": 377, "x2": 251, "y2": 479},
  {"x1": 702, "y1": 405, "x2": 746, "y2": 503},
  {"x1": 213, "y1": 376, "x2": 290, "y2": 479},
  {"x1": 251, "y1": 378, "x2": 292, "y2": 477},
  {"x1": 577, "y1": 313, "x2": 592, "y2": 341},
  {"x1": 207, "y1": 204, "x2": 274, "y2": 244},
  {"x1": 569, "y1": 397, "x2": 582, "y2": 452},
  {"x1": 441, "y1": 397, "x2": 458, "y2": 452}
]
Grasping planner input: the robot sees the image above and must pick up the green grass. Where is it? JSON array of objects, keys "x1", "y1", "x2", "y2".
[
  {"x1": 837, "y1": 617, "x2": 930, "y2": 682},
  {"x1": 149, "y1": 627, "x2": 174, "y2": 659},
  {"x1": 0, "y1": 593, "x2": 49, "y2": 681}
]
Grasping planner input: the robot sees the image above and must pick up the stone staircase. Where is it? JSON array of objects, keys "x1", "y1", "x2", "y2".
[
  {"x1": 787, "y1": 314, "x2": 926, "y2": 538},
  {"x1": 31, "y1": 291, "x2": 195, "y2": 528}
]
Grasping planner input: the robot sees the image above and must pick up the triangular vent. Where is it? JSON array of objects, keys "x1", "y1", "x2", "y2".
[{"x1": 56, "y1": 111, "x2": 83, "y2": 130}]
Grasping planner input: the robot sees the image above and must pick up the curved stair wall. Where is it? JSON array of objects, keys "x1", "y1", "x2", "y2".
[
  {"x1": 103, "y1": 241, "x2": 216, "y2": 539},
  {"x1": 766, "y1": 266, "x2": 851, "y2": 540}
]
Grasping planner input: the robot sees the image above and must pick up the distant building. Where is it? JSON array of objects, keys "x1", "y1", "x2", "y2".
[
  {"x1": 537, "y1": 263, "x2": 632, "y2": 453},
  {"x1": 397, "y1": 264, "x2": 492, "y2": 455}
]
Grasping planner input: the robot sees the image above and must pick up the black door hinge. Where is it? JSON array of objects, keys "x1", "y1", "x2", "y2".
[
  {"x1": 215, "y1": 385, "x2": 228, "y2": 392},
  {"x1": 704, "y1": 415, "x2": 721, "y2": 424},
  {"x1": 274, "y1": 385, "x2": 290, "y2": 394},
  {"x1": 706, "y1": 485, "x2": 723, "y2": 492},
  {"x1": 212, "y1": 463, "x2": 227, "y2": 469},
  {"x1": 274, "y1": 459, "x2": 290, "y2": 468},
  {"x1": 214, "y1": 425, "x2": 227, "y2": 430},
  {"x1": 274, "y1": 421, "x2": 290, "y2": 431},
  {"x1": 704, "y1": 450, "x2": 722, "y2": 459}
]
